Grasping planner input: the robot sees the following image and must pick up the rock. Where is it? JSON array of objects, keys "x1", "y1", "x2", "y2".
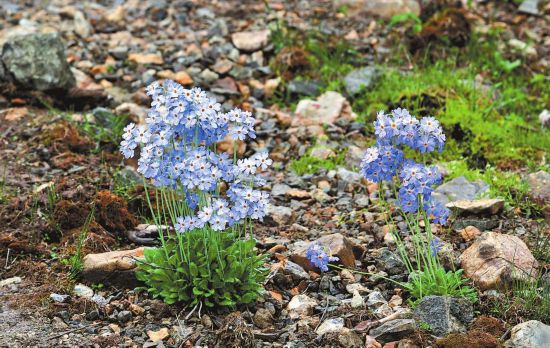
[
  {"x1": 518, "y1": 0, "x2": 540, "y2": 15},
  {"x1": 73, "y1": 284, "x2": 94, "y2": 298},
  {"x1": 334, "y1": 0, "x2": 420, "y2": 18},
  {"x1": 337, "y1": 168, "x2": 363, "y2": 189},
  {"x1": 432, "y1": 176, "x2": 488, "y2": 205},
  {"x1": 351, "y1": 290, "x2": 365, "y2": 308},
  {"x1": 287, "y1": 294, "x2": 318, "y2": 319},
  {"x1": 373, "y1": 248, "x2": 406, "y2": 275},
  {"x1": 366, "y1": 291, "x2": 388, "y2": 308},
  {"x1": 254, "y1": 308, "x2": 273, "y2": 329},
  {"x1": 452, "y1": 217, "x2": 499, "y2": 232},
  {"x1": 199, "y1": 69, "x2": 219, "y2": 84},
  {"x1": 129, "y1": 304, "x2": 145, "y2": 315},
  {"x1": 288, "y1": 80, "x2": 322, "y2": 97},
  {"x1": 369, "y1": 319, "x2": 416, "y2": 344},
  {"x1": 52, "y1": 317, "x2": 68, "y2": 330},
  {"x1": 82, "y1": 248, "x2": 145, "y2": 288},
  {"x1": 539, "y1": 110, "x2": 550, "y2": 127},
  {"x1": 267, "y1": 205, "x2": 294, "y2": 226},
  {"x1": 117, "y1": 310, "x2": 132, "y2": 323},
  {"x1": 526, "y1": 170, "x2": 550, "y2": 217},
  {"x1": 1, "y1": 33, "x2": 75, "y2": 90},
  {"x1": 446, "y1": 199, "x2": 504, "y2": 216},
  {"x1": 115, "y1": 102, "x2": 148, "y2": 124},
  {"x1": 413, "y1": 296, "x2": 474, "y2": 337},
  {"x1": 344, "y1": 67, "x2": 382, "y2": 96},
  {"x1": 271, "y1": 183, "x2": 291, "y2": 198},
  {"x1": 365, "y1": 335, "x2": 383, "y2": 348},
  {"x1": 50, "y1": 293, "x2": 70, "y2": 303},
  {"x1": 147, "y1": 327, "x2": 170, "y2": 342},
  {"x1": 310, "y1": 147, "x2": 336, "y2": 160},
  {"x1": 508, "y1": 39, "x2": 537, "y2": 57},
  {"x1": 346, "y1": 283, "x2": 370, "y2": 294},
  {"x1": 0, "y1": 276, "x2": 21, "y2": 287},
  {"x1": 506, "y1": 320, "x2": 550, "y2": 348},
  {"x1": 128, "y1": 53, "x2": 163, "y2": 65},
  {"x1": 212, "y1": 58, "x2": 233, "y2": 75},
  {"x1": 293, "y1": 91, "x2": 357, "y2": 127},
  {"x1": 286, "y1": 188, "x2": 310, "y2": 199},
  {"x1": 316, "y1": 317, "x2": 345, "y2": 335},
  {"x1": 460, "y1": 232, "x2": 538, "y2": 290},
  {"x1": 459, "y1": 226, "x2": 482, "y2": 242},
  {"x1": 290, "y1": 233, "x2": 365, "y2": 271},
  {"x1": 231, "y1": 29, "x2": 270, "y2": 52},
  {"x1": 337, "y1": 328, "x2": 364, "y2": 347},
  {"x1": 281, "y1": 261, "x2": 310, "y2": 282},
  {"x1": 73, "y1": 11, "x2": 92, "y2": 38}
]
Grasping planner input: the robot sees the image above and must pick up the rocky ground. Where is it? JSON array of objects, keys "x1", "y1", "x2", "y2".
[{"x1": 0, "y1": 0, "x2": 549, "y2": 347}]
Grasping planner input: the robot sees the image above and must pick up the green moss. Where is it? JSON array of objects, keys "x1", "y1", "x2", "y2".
[{"x1": 289, "y1": 146, "x2": 348, "y2": 175}]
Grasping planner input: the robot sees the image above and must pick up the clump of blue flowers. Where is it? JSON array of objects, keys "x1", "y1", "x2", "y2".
[
  {"x1": 121, "y1": 80, "x2": 271, "y2": 233},
  {"x1": 361, "y1": 108, "x2": 449, "y2": 224},
  {"x1": 122, "y1": 80, "x2": 270, "y2": 307}
]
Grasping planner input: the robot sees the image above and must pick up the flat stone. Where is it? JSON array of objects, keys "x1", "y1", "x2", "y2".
[
  {"x1": 526, "y1": 170, "x2": 550, "y2": 217},
  {"x1": 147, "y1": 327, "x2": 170, "y2": 342},
  {"x1": 369, "y1": 319, "x2": 416, "y2": 344},
  {"x1": 254, "y1": 308, "x2": 273, "y2": 329},
  {"x1": 293, "y1": 91, "x2": 356, "y2": 127},
  {"x1": 271, "y1": 183, "x2": 291, "y2": 198},
  {"x1": 128, "y1": 53, "x2": 163, "y2": 65},
  {"x1": 115, "y1": 102, "x2": 148, "y2": 124},
  {"x1": 288, "y1": 80, "x2": 322, "y2": 96},
  {"x1": 413, "y1": 296, "x2": 474, "y2": 337},
  {"x1": 446, "y1": 198, "x2": 505, "y2": 216},
  {"x1": 460, "y1": 232, "x2": 538, "y2": 290},
  {"x1": 344, "y1": 67, "x2": 382, "y2": 96},
  {"x1": 287, "y1": 294, "x2": 318, "y2": 319},
  {"x1": 518, "y1": 0, "x2": 540, "y2": 15},
  {"x1": 266, "y1": 205, "x2": 294, "y2": 226},
  {"x1": 432, "y1": 176, "x2": 488, "y2": 205},
  {"x1": 0, "y1": 277, "x2": 21, "y2": 287},
  {"x1": 316, "y1": 317, "x2": 344, "y2": 335},
  {"x1": 231, "y1": 29, "x2": 270, "y2": 52},
  {"x1": 82, "y1": 248, "x2": 145, "y2": 288},
  {"x1": 1, "y1": 32, "x2": 75, "y2": 90},
  {"x1": 459, "y1": 226, "x2": 482, "y2": 242},
  {"x1": 73, "y1": 283, "x2": 94, "y2": 298},
  {"x1": 506, "y1": 320, "x2": 550, "y2": 348},
  {"x1": 337, "y1": 328, "x2": 364, "y2": 347}
]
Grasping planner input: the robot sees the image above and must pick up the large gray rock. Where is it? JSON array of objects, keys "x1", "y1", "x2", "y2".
[
  {"x1": 526, "y1": 170, "x2": 550, "y2": 217},
  {"x1": 506, "y1": 320, "x2": 550, "y2": 348},
  {"x1": 446, "y1": 198, "x2": 505, "y2": 216},
  {"x1": 460, "y1": 232, "x2": 538, "y2": 290},
  {"x1": 82, "y1": 248, "x2": 144, "y2": 288},
  {"x1": 518, "y1": 0, "x2": 540, "y2": 15},
  {"x1": 432, "y1": 176, "x2": 489, "y2": 205},
  {"x1": 369, "y1": 319, "x2": 416, "y2": 344},
  {"x1": 413, "y1": 296, "x2": 474, "y2": 337},
  {"x1": 1, "y1": 33, "x2": 75, "y2": 90},
  {"x1": 344, "y1": 67, "x2": 382, "y2": 96}
]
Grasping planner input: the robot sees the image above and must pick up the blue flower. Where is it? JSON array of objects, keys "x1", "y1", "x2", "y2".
[
  {"x1": 120, "y1": 80, "x2": 272, "y2": 233},
  {"x1": 430, "y1": 238, "x2": 442, "y2": 257},
  {"x1": 306, "y1": 243, "x2": 339, "y2": 272}
]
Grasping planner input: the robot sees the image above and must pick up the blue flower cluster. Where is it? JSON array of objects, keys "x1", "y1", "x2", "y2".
[
  {"x1": 306, "y1": 243, "x2": 339, "y2": 272},
  {"x1": 120, "y1": 80, "x2": 272, "y2": 233},
  {"x1": 361, "y1": 109, "x2": 449, "y2": 224}
]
